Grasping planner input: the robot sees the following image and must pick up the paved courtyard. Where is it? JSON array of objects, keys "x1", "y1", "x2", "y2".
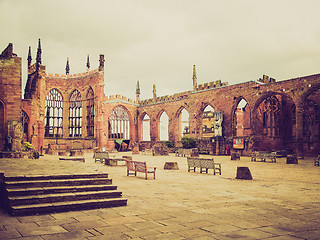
[{"x1": 0, "y1": 152, "x2": 319, "y2": 240}]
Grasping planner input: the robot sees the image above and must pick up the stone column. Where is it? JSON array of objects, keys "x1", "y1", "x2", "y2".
[{"x1": 295, "y1": 103, "x2": 304, "y2": 159}]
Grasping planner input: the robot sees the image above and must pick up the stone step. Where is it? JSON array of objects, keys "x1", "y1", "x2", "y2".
[
  {"x1": 5, "y1": 173, "x2": 109, "y2": 181},
  {"x1": 6, "y1": 185, "x2": 118, "y2": 196},
  {"x1": 9, "y1": 198, "x2": 128, "y2": 216},
  {"x1": 9, "y1": 190, "x2": 123, "y2": 206},
  {"x1": 5, "y1": 178, "x2": 112, "y2": 188},
  {"x1": 1, "y1": 173, "x2": 127, "y2": 216}
]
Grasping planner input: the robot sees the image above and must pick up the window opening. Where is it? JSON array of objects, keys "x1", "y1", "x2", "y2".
[
  {"x1": 45, "y1": 89, "x2": 63, "y2": 137},
  {"x1": 108, "y1": 106, "x2": 130, "y2": 139},
  {"x1": 142, "y1": 114, "x2": 150, "y2": 141},
  {"x1": 258, "y1": 95, "x2": 280, "y2": 137},
  {"x1": 86, "y1": 88, "x2": 94, "y2": 136},
  {"x1": 181, "y1": 108, "x2": 189, "y2": 137},
  {"x1": 69, "y1": 90, "x2": 82, "y2": 137},
  {"x1": 21, "y1": 110, "x2": 30, "y2": 142},
  {"x1": 202, "y1": 105, "x2": 214, "y2": 138},
  {"x1": 159, "y1": 111, "x2": 169, "y2": 141}
]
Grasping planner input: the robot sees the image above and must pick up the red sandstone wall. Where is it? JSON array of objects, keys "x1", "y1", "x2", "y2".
[{"x1": 0, "y1": 56, "x2": 22, "y2": 150}]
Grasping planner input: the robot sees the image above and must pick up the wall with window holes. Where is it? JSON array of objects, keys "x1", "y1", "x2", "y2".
[{"x1": 2, "y1": 42, "x2": 320, "y2": 157}]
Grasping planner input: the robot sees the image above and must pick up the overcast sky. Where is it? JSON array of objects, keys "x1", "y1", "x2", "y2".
[{"x1": 1, "y1": 0, "x2": 320, "y2": 100}]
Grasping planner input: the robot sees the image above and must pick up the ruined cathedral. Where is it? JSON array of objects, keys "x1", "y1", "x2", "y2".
[{"x1": 1, "y1": 40, "x2": 320, "y2": 158}]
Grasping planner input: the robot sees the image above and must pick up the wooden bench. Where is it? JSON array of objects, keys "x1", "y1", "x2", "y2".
[
  {"x1": 314, "y1": 155, "x2": 320, "y2": 166},
  {"x1": 126, "y1": 160, "x2": 156, "y2": 180},
  {"x1": 141, "y1": 149, "x2": 153, "y2": 155},
  {"x1": 59, "y1": 157, "x2": 85, "y2": 162},
  {"x1": 175, "y1": 148, "x2": 184, "y2": 157},
  {"x1": 94, "y1": 151, "x2": 110, "y2": 163},
  {"x1": 175, "y1": 148, "x2": 199, "y2": 157},
  {"x1": 187, "y1": 157, "x2": 221, "y2": 175},
  {"x1": 251, "y1": 151, "x2": 276, "y2": 163}
]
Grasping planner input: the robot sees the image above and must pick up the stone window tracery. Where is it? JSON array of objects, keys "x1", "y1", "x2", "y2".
[
  {"x1": 108, "y1": 106, "x2": 130, "y2": 139},
  {"x1": 69, "y1": 90, "x2": 82, "y2": 137},
  {"x1": 258, "y1": 95, "x2": 281, "y2": 137},
  {"x1": 86, "y1": 88, "x2": 94, "y2": 137},
  {"x1": 45, "y1": 89, "x2": 63, "y2": 137},
  {"x1": 303, "y1": 99, "x2": 319, "y2": 142}
]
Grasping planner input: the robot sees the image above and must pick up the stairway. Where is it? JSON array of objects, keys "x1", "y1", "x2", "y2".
[{"x1": 0, "y1": 173, "x2": 127, "y2": 216}]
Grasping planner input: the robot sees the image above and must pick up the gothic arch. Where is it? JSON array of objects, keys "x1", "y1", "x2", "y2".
[
  {"x1": 86, "y1": 87, "x2": 95, "y2": 137},
  {"x1": 299, "y1": 86, "x2": 320, "y2": 154},
  {"x1": 69, "y1": 89, "x2": 82, "y2": 137},
  {"x1": 231, "y1": 97, "x2": 251, "y2": 137},
  {"x1": 175, "y1": 106, "x2": 190, "y2": 141},
  {"x1": 157, "y1": 110, "x2": 169, "y2": 141},
  {"x1": 45, "y1": 88, "x2": 63, "y2": 138},
  {"x1": 21, "y1": 110, "x2": 30, "y2": 143},
  {"x1": 141, "y1": 112, "x2": 151, "y2": 141},
  {"x1": 252, "y1": 91, "x2": 295, "y2": 150},
  {"x1": 201, "y1": 104, "x2": 215, "y2": 138},
  {"x1": 108, "y1": 105, "x2": 131, "y2": 140}
]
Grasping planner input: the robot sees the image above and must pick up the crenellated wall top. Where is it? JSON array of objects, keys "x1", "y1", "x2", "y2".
[
  {"x1": 45, "y1": 68, "x2": 100, "y2": 79},
  {"x1": 105, "y1": 94, "x2": 137, "y2": 105}
]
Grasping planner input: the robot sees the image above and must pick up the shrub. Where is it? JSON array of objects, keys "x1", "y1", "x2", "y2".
[
  {"x1": 181, "y1": 136, "x2": 197, "y2": 149},
  {"x1": 164, "y1": 140, "x2": 175, "y2": 148},
  {"x1": 22, "y1": 142, "x2": 34, "y2": 151}
]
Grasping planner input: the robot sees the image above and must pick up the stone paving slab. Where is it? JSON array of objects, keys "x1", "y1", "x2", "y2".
[{"x1": 0, "y1": 153, "x2": 319, "y2": 239}]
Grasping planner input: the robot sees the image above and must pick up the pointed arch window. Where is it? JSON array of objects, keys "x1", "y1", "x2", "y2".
[
  {"x1": 86, "y1": 88, "x2": 94, "y2": 137},
  {"x1": 108, "y1": 106, "x2": 130, "y2": 139},
  {"x1": 142, "y1": 114, "x2": 150, "y2": 141},
  {"x1": 21, "y1": 110, "x2": 30, "y2": 142},
  {"x1": 259, "y1": 95, "x2": 281, "y2": 137},
  {"x1": 45, "y1": 89, "x2": 63, "y2": 137},
  {"x1": 69, "y1": 90, "x2": 82, "y2": 137}
]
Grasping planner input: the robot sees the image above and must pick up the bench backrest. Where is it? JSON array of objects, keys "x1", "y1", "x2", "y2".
[
  {"x1": 199, "y1": 158, "x2": 215, "y2": 168},
  {"x1": 134, "y1": 161, "x2": 147, "y2": 172},
  {"x1": 254, "y1": 151, "x2": 276, "y2": 158},
  {"x1": 95, "y1": 151, "x2": 109, "y2": 159},
  {"x1": 126, "y1": 160, "x2": 147, "y2": 172},
  {"x1": 187, "y1": 157, "x2": 214, "y2": 168}
]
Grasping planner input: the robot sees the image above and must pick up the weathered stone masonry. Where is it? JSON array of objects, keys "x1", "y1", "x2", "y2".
[{"x1": 1, "y1": 41, "x2": 320, "y2": 158}]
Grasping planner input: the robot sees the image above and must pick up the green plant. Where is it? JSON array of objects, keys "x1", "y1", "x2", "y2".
[
  {"x1": 22, "y1": 142, "x2": 34, "y2": 151},
  {"x1": 164, "y1": 140, "x2": 175, "y2": 148},
  {"x1": 181, "y1": 136, "x2": 197, "y2": 149}
]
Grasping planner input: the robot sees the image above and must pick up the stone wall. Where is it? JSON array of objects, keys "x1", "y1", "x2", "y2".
[{"x1": 0, "y1": 44, "x2": 22, "y2": 151}]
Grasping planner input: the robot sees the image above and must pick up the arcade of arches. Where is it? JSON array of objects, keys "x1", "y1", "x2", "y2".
[{"x1": 1, "y1": 42, "x2": 320, "y2": 158}]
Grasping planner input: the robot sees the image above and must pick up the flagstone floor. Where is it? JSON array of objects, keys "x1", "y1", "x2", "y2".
[{"x1": 0, "y1": 152, "x2": 319, "y2": 240}]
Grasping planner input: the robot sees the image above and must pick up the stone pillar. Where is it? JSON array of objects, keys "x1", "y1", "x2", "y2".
[
  {"x1": 149, "y1": 117, "x2": 158, "y2": 146},
  {"x1": 168, "y1": 114, "x2": 176, "y2": 143},
  {"x1": 295, "y1": 104, "x2": 304, "y2": 159},
  {"x1": 8, "y1": 120, "x2": 23, "y2": 152}
]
